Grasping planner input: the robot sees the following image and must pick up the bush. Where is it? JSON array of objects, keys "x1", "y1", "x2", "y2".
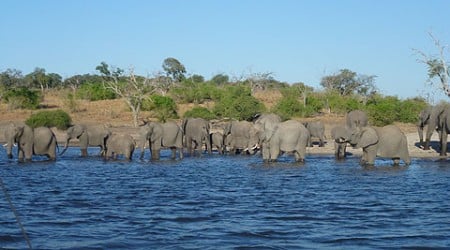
[
  {"x1": 170, "y1": 80, "x2": 221, "y2": 104},
  {"x1": 365, "y1": 95, "x2": 427, "y2": 126},
  {"x1": 183, "y1": 106, "x2": 216, "y2": 120},
  {"x1": 26, "y1": 109, "x2": 72, "y2": 130},
  {"x1": 213, "y1": 85, "x2": 265, "y2": 120},
  {"x1": 3, "y1": 87, "x2": 41, "y2": 109},
  {"x1": 76, "y1": 83, "x2": 116, "y2": 101},
  {"x1": 323, "y1": 91, "x2": 363, "y2": 114},
  {"x1": 142, "y1": 94, "x2": 178, "y2": 122}
]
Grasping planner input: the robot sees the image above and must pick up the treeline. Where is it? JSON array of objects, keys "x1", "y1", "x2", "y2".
[{"x1": 0, "y1": 58, "x2": 428, "y2": 126}]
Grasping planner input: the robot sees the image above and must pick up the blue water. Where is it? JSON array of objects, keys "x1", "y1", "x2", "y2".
[{"x1": 1, "y1": 148, "x2": 450, "y2": 249}]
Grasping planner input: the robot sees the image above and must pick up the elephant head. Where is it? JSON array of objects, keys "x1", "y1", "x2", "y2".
[
  {"x1": 138, "y1": 122, "x2": 163, "y2": 159},
  {"x1": 4, "y1": 122, "x2": 25, "y2": 159},
  {"x1": 417, "y1": 106, "x2": 432, "y2": 146},
  {"x1": 60, "y1": 124, "x2": 86, "y2": 155},
  {"x1": 330, "y1": 125, "x2": 351, "y2": 160},
  {"x1": 348, "y1": 126, "x2": 379, "y2": 149}
]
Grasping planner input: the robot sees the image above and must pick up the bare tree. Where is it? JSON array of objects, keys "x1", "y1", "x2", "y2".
[
  {"x1": 414, "y1": 32, "x2": 450, "y2": 98},
  {"x1": 96, "y1": 62, "x2": 155, "y2": 127}
]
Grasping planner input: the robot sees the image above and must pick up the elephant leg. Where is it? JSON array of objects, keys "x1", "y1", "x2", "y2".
[
  {"x1": 392, "y1": 158, "x2": 400, "y2": 166},
  {"x1": 152, "y1": 149, "x2": 160, "y2": 160},
  {"x1": 440, "y1": 132, "x2": 448, "y2": 156},
  {"x1": 170, "y1": 147, "x2": 176, "y2": 159},
  {"x1": 319, "y1": 137, "x2": 325, "y2": 147},
  {"x1": 81, "y1": 148, "x2": 88, "y2": 157},
  {"x1": 423, "y1": 139, "x2": 431, "y2": 150},
  {"x1": 179, "y1": 148, "x2": 184, "y2": 160}
]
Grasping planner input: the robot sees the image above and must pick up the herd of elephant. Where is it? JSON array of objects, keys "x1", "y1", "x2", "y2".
[{"x1": 3, "y1": 105, "x2": 449, "y2": 166}]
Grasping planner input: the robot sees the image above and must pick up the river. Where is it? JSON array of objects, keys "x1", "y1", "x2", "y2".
[{"x1": 1, "y1": 148, "x2": 449, "y2": 249}]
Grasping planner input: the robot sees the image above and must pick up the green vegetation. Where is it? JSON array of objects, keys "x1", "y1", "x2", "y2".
[
  {"x1": 143, "y1": 94, "x2": 178, "y2": 122},
  {"x1": 26, "y1": 109, "x2": 72, "y2": 130},
  {"x1": 0, "y1": 57, "x2": 439, "y2": 126},
  {"x1": 3, "y1": 87, "x2": 41, "y2": 109},
  {"x1": 183, "y1": 106, "x2": 216, "y2": 120},
  {"x1": 76, "y1": 83, "x2": 116, "y2": 101},
  {"x1": 212, "y1": 85, "x2": 266, "y2": 121}
]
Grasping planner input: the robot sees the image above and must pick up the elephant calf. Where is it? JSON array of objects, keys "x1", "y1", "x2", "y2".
[
  {"x1": 304, "y1": 121, "x2": 326, "y2": 147},
  {"x1": 105, "y1": 134, "x2": 135, "y2": 160}
]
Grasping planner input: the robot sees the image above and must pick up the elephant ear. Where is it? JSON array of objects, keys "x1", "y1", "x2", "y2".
[{"x1": 357, "y1": 127, "x2": 378, "y2": 148}]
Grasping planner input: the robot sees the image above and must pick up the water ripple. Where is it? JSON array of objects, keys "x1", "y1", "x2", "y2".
[{"x1": 1, "y1": 148, "x2": 450, "y2": 249}]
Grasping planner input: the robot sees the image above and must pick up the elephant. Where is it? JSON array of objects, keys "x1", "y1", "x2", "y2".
[
  {"x1": 304, "y1": 121, "x2": 325, "y2": 147},
  {"x1": 330, "y1": 125, "x2": 351, "y2": 160},
  {"x1": 346, "y1": 110, "x2": 368, "y2": 130},
  {"x1": 253, "y1": 113, "x2": 282, "y2": 159},
  {"x1": 138, "y1": 121, "x2": 183, "y2": 160},
  {"x1": 210, "y1": 131, "x2": 225, "y2": 154},
  {"x1": 261, "y1": 120, "x2": 310, "y2": 162},
  {"x1": 60, "y1": 124, "x2": 111, "y2": 157},
  {"x1": 424, "y1": 102, "x2": 450, "y2": 156},
  {"x1": 347, "y1": 125, "x2": 410, "y2": 166},
  {"x1": 105, "y1": 133, "x2": 135, "y2": 160},
  {"x1": 182, "y1": 118, "x2": 212, "y2": 156},
  {"x1": 223, "y1": 120, "x2": 259, "y2": 155},
  {"x1": 417, "y1": 106, "x2": 433, "y2": 147},
  {"x1": 4, "y1": 122, "x2": 57, "y2": 162}
]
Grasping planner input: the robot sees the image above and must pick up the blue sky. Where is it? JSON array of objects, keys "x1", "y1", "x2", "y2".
[{"x1": 1, "y1": 0, "x2": 449, "y2": 102}]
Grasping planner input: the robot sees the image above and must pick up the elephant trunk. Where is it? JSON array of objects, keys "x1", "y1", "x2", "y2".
[
  {"x1": 60, "y1": 137, "x2": 70, "y2": 156},
  {"x1": 6, "y1": 136, "x2": 15, "y2": 159}
]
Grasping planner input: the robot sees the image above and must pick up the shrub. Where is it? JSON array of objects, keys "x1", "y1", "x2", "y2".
[
  {"x1": 142, "y1": 94, "x2": 178, "y2": 122},
  {"x1": 3, "y1": 87, "x2": 41, "y2": 109},
  {"x1": 76, "y1": 83, "x2": 116, "y2": 101},
  {"x1": 323, "y1": 91, "x2": 363, "y2": 114},
  {"x1": 365, "y1": 95, "x2": 427, "y2": 126},
  {"x1": 170, "y1": 80, "x2": 221, "y2": 104},
  {"x1": 213, "y1": 85, "x2": 265, "y2": 120},
  {"x1": 26, "y1": 109, "x2": 72, "y2": 130},
  {"x1": 183, "y1": 106, "x2": 217, "y2": 120}
]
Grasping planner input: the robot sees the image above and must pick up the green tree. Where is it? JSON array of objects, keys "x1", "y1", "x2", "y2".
[
  {"x1": 162, "y1": 57, "x2": 186, "y2": 82},
  {"x1": 213, "y1": 85, "x2": 265, "y2": 120},
  {"x1": 320, "y1": 69, "x2": 377, "y2": 97},
  {"x1": 142, "y1": 94, "x2": 178, "y2": 122},
  {"x1": 211, "y1": 73, "x2": 229, "y2": 85}
]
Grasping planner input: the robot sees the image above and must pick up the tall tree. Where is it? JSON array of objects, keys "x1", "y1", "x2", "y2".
[
  {"x1": 162, "y1": 57, "x2": 186, "y2": 82},
  {"x1": 96, "y1": 62, "x2": 155, "y2": 127},
  {"x1": 414, "y1": 32, "x2": 449, "y2": 98},
  {"x1": 0, "y1": 68, "x2": 24, "y2": 87},
  {"x1": 320, "y1": 69, "x2": 377, "y2": 97}
]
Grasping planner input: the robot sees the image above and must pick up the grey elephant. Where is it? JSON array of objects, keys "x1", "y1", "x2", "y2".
[
  {"x1": 182, "y1": 118, "x2": 212, "y2": 156},
  {"x1": 348, "y1": 125, "x2": 410, "y2": 166},
  {"x1": 346, "y1": 110, "x2": 368, "y2": 130},
  {"x1": 262, "y1": 120, "x2": 310, "y2": 162},
  {"x1": 330, "y1": 125, "x2": 351, "y2": 160},
  {"x1": 424, "y1": 102, "x2": 450, "y2": 155},
  {"x1": 4, "y1": 122, "x2": 57, "y2": 162},
  {"x1": 417, "y1": 106, "x2": 433, "y2": 147},
  {"x1": 60, "y1": 124, "x2": 111, "y2": 157},
  {"x1": 210, "y1": 131, "x2": 225, "y2": 154},
  {"x1": 138, "y1": 121, "x2": 183, "y2": 160},
  {"x1": 304, "y1": 121, "x2": 325, "y2": 147},
  {"x1": 253, "y1": 113, "x2": 282, "y2": 159},
  {"x1": 105, "y1": 133, "x2": 135, "y2": 160},
  {"x1": 223, "y1": 120, "x2": 259, "y2": 154}
]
